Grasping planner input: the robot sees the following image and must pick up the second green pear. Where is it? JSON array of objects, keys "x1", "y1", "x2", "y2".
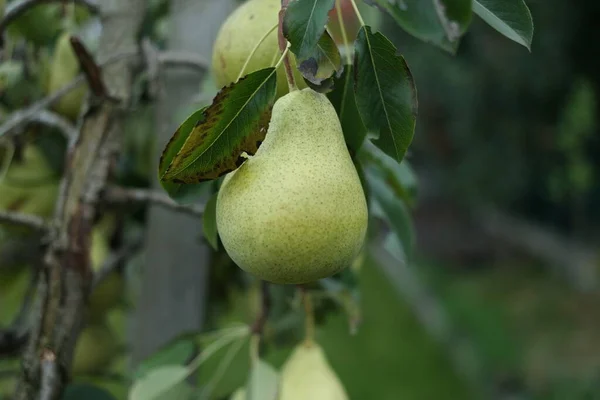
[
  {"x1": 216, "y1": 88, "x2": 368, "y2": 284},
  {"x1": 211, "y1": 0, "x2": 306, "y2": 98}
]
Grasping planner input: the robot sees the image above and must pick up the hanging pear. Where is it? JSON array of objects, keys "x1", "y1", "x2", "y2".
[
  {"x1": 212, "y1": 0, "x2": 305, "y2": 98},
  {"x1": 216, "y1": 88, "x2": 368, "y2": 284},
  {"x1": 279, "y1": 341, "x2": 349, "y2": 400},
  {"x1": 48, "y1": 32, "x2": 88, "y2": 120}
]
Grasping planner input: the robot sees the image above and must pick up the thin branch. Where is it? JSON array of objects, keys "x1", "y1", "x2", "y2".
[
  {"x1": 0, "y1": 50, "x2": 138, "y2": 140},
  {"x1": 32, "y1": 110, "x2": 78, "y2": 140},
  {"x1": 39, "y1": 350, "x2": 59, "y2": 400},
  {"x1": 92, "y1": 239, "x2": 142, "y2": 290},
  {"x1": 70, "y1": 36, "x2": 108, "y2": 98},
  {"x1": 277, "y1": 1, "x2": 297, "y2": 91},
  {"x1": 159, "y1": 51, "x2": 209, "y2": 72},
  {"x1": 104, "y1": 186, "x2": 205, "y2": 218},
  {"x1": 0, "y1": 0, "x2": 100, "y2": 35},
  {"x1": 0, "y1": 210, "x2": 48, "y2": 232},
  {"x1": 250, "y1": 281, "x2": 271, "y2": 336}
]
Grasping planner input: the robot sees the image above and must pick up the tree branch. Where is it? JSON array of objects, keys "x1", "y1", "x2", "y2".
[
  {"x1": 0, "y1": 0, "x2": 100, "y2": 35},
  {"x1": 31, "y1": 110, "x2": 78, "y2": 140},
  {"x1": 251, "y1": 281, "x2": 271, "y2": 336},
  {"x1": 92, "y1": 239, "x2": 142, "y2": 290},
  {"x1": 0, "y1": 210, "x2": 48, "y2": 232},
  {"x1": 104, "y1": 186, "x2": 205, "y2": 218}
]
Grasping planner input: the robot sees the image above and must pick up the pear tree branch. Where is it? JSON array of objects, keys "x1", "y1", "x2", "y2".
[
  {"x1": 278, "y1": 0, "x2": 296, "y2": 91},
  {"x1": 0, "y1": 210, "x2": 48, "y2": 232},
  {"x1": 103, "y1": 186, "x2": 205, "y2": 218},
  {"x1": 250, "y1": 281, "x2": 272, "y2": 336}
]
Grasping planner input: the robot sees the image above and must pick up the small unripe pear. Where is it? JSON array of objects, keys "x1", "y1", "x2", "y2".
[
  {"x1": 48, "y1": 33, "x2": 88, "y2": 120},
  {"x1": 217, "y1": 88, "x2": 368, "y2": 284},
  {"x1": 212, "y1": 0, "x2": 306, "y2": 98},
  {"x1": 72, "y1": 323, "x2": 118, "y2": 375},
  {"x1": 280, "y1": 341, "x2": 349, "y2": 400}
]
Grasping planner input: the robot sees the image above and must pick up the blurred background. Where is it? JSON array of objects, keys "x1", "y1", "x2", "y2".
[{"x1": 0, "y1": 0, "x2": 599, "y2": 399}]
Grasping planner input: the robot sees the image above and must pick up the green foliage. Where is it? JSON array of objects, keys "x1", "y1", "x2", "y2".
[
  {"x1": 473, "y1": 0, "x2": 534, "y2": 50},
  {"x1": 297, "y1": 31, "x2": 342, "y2": 91},
  {"x1": 283, "y1": 0, "x2": 335, "y2": 61}
]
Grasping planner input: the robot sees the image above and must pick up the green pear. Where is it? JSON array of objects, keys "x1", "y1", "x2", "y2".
[
  {"x1": 279, "y1": 341, "x2": 349, "y2": 400},
  {"x1": 216, "y1": 88, "x2": 368, "y2": 284},
  {"x1": 48, "y1": 32, "x2": 88, "y2": 120},
  {"x1": 72, "y1": 323, "x2": 118, "y2": 375},
  {"x1": 212, "y1": 0, "x2": 306, "y2": 98}
]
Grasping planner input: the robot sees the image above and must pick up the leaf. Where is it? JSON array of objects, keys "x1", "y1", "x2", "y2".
[
  {"x1": 298, "y1": 30, "x2": 342, "y2": 92},
  {"x1": 62, "y1": 384, "x2": 117, "y2": 400},
  {"x1": 354, "y1": 26, "x2": 417, "y2": 164},
  {"x1": 247, "y1": 360, "x2": 279, "y2": 400},
  {"x1": 134, "y1": 339, "x2": 196, "y2": 379},
  {"x1": 161, "y1": 68, "x2": 277, "y2": 184},
  {"x1": 158, "y1": 107, "x2": 211, "y2": 201},
  {"x1": 473, "y1": 0, "x2": 533, "y2": 51},
  {"x1": 327, "y1": 64, "x2": 367, "y2": 155},
  {"x1": 203, "y1": 192, "x2": 219, "y2": 250},
  {"x1": 367, "y1": 169, "x2": 415, "y2": 263},
  {"x1": 360, "y1": 142, "x2": 418, "y2": 207},
  {"x1": 283, "y1": 0, "x2": 335, "y2": 61},
  {"x1": 129, "y1": 366, "x2": 193, "y2": 400},
  {"x1": 364, "y1": 0, "x2": 472, "y2": 52}
]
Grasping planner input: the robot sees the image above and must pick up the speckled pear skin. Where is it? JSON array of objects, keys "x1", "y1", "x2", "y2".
[
  {"x1": 216, "y1": 88, "x2": 368, "y2": 284},
  {"x1": 279, "y1": 341, "x2": 349, "y2": 400},
  {"x1": 211, "y1": 0, "x2": 306, "y2": 98}
]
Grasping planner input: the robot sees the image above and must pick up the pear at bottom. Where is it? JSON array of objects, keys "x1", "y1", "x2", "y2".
[
  {"x1": 216, "y1": 88, "x2": 368, "y2": 284},
  {"x1": 279, "y1": 341, "x2": 349, "y2": 400}
]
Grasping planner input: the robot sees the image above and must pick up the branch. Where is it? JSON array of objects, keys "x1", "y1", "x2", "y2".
[
  {"x1": 0, "y1": 210, "x2": 48, "y2": 232},
  {"x1": 159, "y1": 51, "x2": 209, "y2": 72},
  {"x1": 92, "y1": 239, "x2": 142, "y2": 290},
  {"x1": 0, "y1": 0, "x2": 100, "y2": 35},
  {"x1": 70, "y1": 36, "x2": 108, "y2": 98},
  {"x1": 31, "y1": 110, "x2": 78, "y2": 140},
  {"x1": 250, "y1": 281, "x2": 271, "y2": 336},
  {"x1": 104, "y1": 186, "x2": 205, "y2": 218}
]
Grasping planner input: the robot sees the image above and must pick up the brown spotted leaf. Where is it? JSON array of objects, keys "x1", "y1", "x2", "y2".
[
  {"x1": 299, "y1": 30, "x2": 342, "y2": 93},
  {"x1": 161, "y1": 68, "x2": 278, "y2": 184}
]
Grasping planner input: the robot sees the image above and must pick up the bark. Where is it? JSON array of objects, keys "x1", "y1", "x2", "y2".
[{"x1": 133, "y1": 0, "x2": 237, "y2": 363}]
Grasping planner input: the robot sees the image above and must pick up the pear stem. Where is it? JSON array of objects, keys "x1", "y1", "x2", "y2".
[
  {"x1": 278, "y1": 0, "x2": 297, "y2": 92},
  {"x1": 236, "y1": 23, "x2": 279, "y2": 82},
  {"x1": 302, "y1": 287, "x2": 315, "y2": 343},
  {"x1": 348, "y1": 0, "x2": 366, "y2": 27},
  {"x1": 335, "y1": 0, "x2": 353, "y2": 65},
  {"x1": 249, "y1": 334, "x2": 260, "y2": 364}
]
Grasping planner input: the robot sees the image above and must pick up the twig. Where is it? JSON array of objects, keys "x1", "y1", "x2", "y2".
[
  {"x1": 70, "y1": 36, "x2": 107, "y2": 98},
  {"x1": 0, "y1": 50, "x2": 138, "y2": 140},
  {"x1": 0, "y1": 0, "x2": 100, "y2": 35},
  {"x1": 39, "y1": 350, "x2": 59, "y2": 400},
  {"x1": 159, "y1": 51, "x2": 209, "y2": 72},
  {"x1": 104, "y1": 186, "x2": 205, "y2": 218},
  {"x1": 0, "y1": 210, "x2": 48, "y2": 232},
  {"x1": 32, "y1": 110, "x2": 78, "y2": 140},
  {"x1": 278, "y1": 0, "x2": 297, "y2": 91},
  {"x1": 92, "y1": 239, "x2": 142, "y2": 290},
  {"x1": 250, "y1": 281, "x2": 271, "y2": 336}
]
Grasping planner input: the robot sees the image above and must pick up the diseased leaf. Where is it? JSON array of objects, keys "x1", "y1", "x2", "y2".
[
  {"x1": 203, "y1": 192, "x2": 219, "y2": 250},
  {"x1": 364, "y1": 0, "x2": 472, "y2": 52},
  {"x1": 354, "y1": 26, "x2": 417, "y2": 164},
  {"x1": 473, "y1": 0, "x2": 533, "y2": 50},
  {"x1": 283, "y1": 0, "x2": 335, "y2": 61},
  {"x1": 161, "y1": 68, "x2": 277, "y2": 184},
  {"x1": 298, "y1": 30, "x2": 342, "y2": 91},
  {"x1": 327, "y1": 64, "x2": 366, "y2": 155},
  {"x1": 158, "y1": 107, "x2": 209, "y2": 201}
]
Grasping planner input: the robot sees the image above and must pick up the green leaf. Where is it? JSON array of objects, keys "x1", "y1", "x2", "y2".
[
  {"x1": 158, "y1": 107, "x2": 211, "y2": 201},
  {"x1": 129, "y1": 366, "x2": 193, "y2": 400},
  {"x1": 360, "y1": 142, "x2": 418, "y2": 207},
  {"x1": 161, "y1": 68, "x2": 277, "y2": 184},
  {"x1": 203, "y1": 192, "x2": 219, "y2": 250},
  {"x1": 298, "y1": 30, "x2": 342, "y2": 92},
  {"x1": 473, "y1": 0, "x2": 534, "y2": 51},
  {"x1": 283, "y1": 0, "x2": 335, "y2": 61},
  {"x1": 247, "y1": 360, "x2": 279, "y2": 400},
  {"x1": 367, "y1": 169, "x2": 415, "y2": 263},
  {"x1": 134, "y1": 339, "x2": 196, "y2": 379},
  {"x1": 327, "y1": 64, "x2": 367, "y2": 155},
  {"x1": 62, "y1": 384, "x2": 117, "y2": 400},
  {"x1": 354, "y1": 26, "x2": 417, "y2": 164},
  {"x1": 364, "y1": 0, "x2": 472, "y2": 52}
]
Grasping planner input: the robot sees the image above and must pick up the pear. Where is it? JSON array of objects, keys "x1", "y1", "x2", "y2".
[
  {"x1": 48, "y1": 32, "x2": 88, "y2": 120},
  {"x1": 212, "y1": 0, "x2": 306, "y2": 98},
  {"x1": 72, "y1": 323, "x2": 118, "y2": 375},
  {"x1": 216, "y1": 88, "x2": 368, "y2": 284},
  {"x1": 279, "y1": 341, "x2": 349, "y2": 400}
]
